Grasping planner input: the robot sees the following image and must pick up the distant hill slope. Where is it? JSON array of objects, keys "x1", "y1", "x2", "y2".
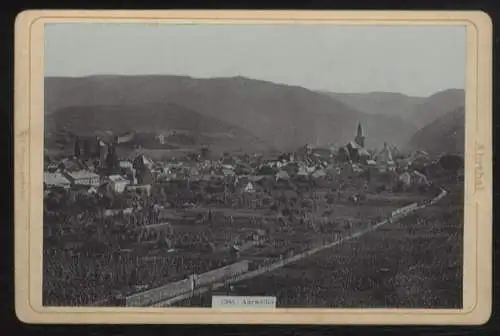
[
  {"x1": 408, "y1": 106, "x2": 465, "y2": 156},
  {"x1": 45, "y1": 75, "x2": 418, "y2": 151},
  {"x1": 322, "y1": 89, "x2": 465, "y2": 129},
  {"x1": 325, "y1": 92, "x2": 425, "y2": 121},
  {"x1": 46, "y1": 102, "x2": 269, "y2": 153},
  {"x1": 408, "y1": 89, "x2": 465, "y2": 128}
]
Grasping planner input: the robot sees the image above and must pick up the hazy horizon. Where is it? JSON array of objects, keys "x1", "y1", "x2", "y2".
[{"x1": 45, "y1": 23, "x2": 467, "y2": 97}]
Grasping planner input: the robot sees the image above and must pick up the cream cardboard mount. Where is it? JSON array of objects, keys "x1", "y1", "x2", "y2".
[{"x1": 14, "y1": 10, "x2": 493, "y2": 325}]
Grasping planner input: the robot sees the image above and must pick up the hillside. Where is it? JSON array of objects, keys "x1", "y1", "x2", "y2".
[
  {"x1": 46, "y1": 102, "x2": 269, "y2": 153},
  {"x1": 408, "y1": 106, "x2": 465, "y2": 156},
  {"x1": 408, "y1": 89, "x2": 465, "y2": 128},
  {"x1": 45, "y1": 75, "x2": 418, "y2": 151},
  {"x1": 322, "y1": 89, "x2": 465, "y2": 129},
  {"x1": 325, "y1": 92, "x2": 424, "y2": 121}
]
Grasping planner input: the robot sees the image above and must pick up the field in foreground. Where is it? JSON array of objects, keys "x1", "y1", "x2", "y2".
[{"x1": 177, "y1": 183, "x2": 463, "y2": 308}]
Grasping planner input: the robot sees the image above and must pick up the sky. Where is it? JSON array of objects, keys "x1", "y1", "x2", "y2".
[{"x1": 44, "y1": 23, "x2": 466, "y2": 97}]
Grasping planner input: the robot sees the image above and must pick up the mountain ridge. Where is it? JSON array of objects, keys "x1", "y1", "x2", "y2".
[
  {"x1": 45, "y1": 75, "x2": 426, "y2": 152},
  {"x1": 321, "y1": 88, "x2": 465, "y2": 128}
]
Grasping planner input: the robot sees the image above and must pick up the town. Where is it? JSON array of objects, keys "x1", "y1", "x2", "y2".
[{"x1": 43, "y1": 122, "x2": 459, "y2": 307}]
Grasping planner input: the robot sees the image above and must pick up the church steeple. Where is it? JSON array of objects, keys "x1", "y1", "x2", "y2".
[
  {"x1": 355, "y1": 122, "x2": 366, "y2": 147},
  {"x1": 357, "y1": 122, "x2": 363, "y2": 137}
]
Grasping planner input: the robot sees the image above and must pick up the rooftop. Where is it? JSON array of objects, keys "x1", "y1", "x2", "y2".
[
  {"x1": 358, "y1": 148, "x2": 371, "y2": 157},
  {"x1": 66, "y1": 170, "x2": 100, "y2": 180},
  {"x1": 44, "y1": 172, "x2": 71, "y2": 186},
  {"x1": 347, "y1": 141, "x2": 362, "y2": 150},
  {"x1": 109, "y1": 175, "x2": 129, "y2": 183}
]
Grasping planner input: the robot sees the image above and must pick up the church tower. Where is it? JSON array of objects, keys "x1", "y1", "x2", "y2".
[{"x1": 355, "y1": 122, "x2": 366, "y2": 147}]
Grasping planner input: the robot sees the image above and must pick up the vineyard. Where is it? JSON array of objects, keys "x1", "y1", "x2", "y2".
[
  {"x1": 177, "y1": 182, "x2": 462, "y2": 308},
  {"x1": 43, "y1": 170, "x2": 434, "y2": 306}
]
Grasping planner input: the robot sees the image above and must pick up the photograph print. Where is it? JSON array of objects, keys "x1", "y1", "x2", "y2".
[{"x1": 42, "y1": 22, "x2": 467, "y2": 309}]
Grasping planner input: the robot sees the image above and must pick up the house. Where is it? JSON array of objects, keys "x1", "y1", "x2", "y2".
[
  {"x1": 351, "y1": 164, "x2": 364, "y2": 174},
  {"x1": 297, "y1": 165, "x2": 309, "y2": 176},
  {"x1": 312, "y1": 148, "x2": 334, "y2": 163},
  {"x1": 46, "y1": 163, "x2": 59, "y2": 173},
  {"x1": 398, "y1": 170, "x2": 430, "y2": 189},
  {"x1": 81, "y1": 159, "x2": 97, "y2": 172},
  {"x1": 59, "y1": 158, "x2": 84, "y2": 172},
  {"x1": 357, "y1": 148, "x2": 372, "y2": 165},
  {"x1": 119, "y1": 160, "x2": 134, "y2": 170},
  {"x1": 243, "y1": 182, "x2": 255, "y2": 193},
  {"x1": 412, "y1": 170, "x2": 429, "y2": 185},
  {"x1": 126, "y1": 184, "x2": 152, "y2": 197},
  {"x1": 346, "y1": 141, "x2": 372, "y2": 164},
  {"x1": 365, "y1": 159, "x2": 377, "y2": 166},
  {"x1": 395, "y1": 158, "x2": 411, "y2": 171},
  {"x1": 68, "y1": 184, "x2": 94, "y2": 201},
  {"x1": 311, "y1": 168, "x2": 326, "y2": 179},
  {"x1": 108, "y1": 175, "x2": 131, "y2": 193},
  {"x1": 399, "y1": 172, "x2": 412, "y2": 187},
  {"x1": 376, "y1": 143, "x2": 396, "y2": 172},
  {"x1": 222, "y1": 168, "x2": 235, "y2": 176},
  {"x1": 337, "y1": 146, "x2": 351, "y2": 163},
  {"x1": 131, "y1": 153, "x2": 154, "y2": 171},
  {"x1": 378, "y1": 142, "x2": 394, "y2": 165},
  {"x1": 44, "y1": 172, "x2": 71, "y2": 189},
  {"x1": 278, "y1": 152, "x2": 295, "y2": 163},
  {"x1": 275, "y1": 170, "x2": 290, "y2": 181},
  {"x1": 64, "y1": 170, "x2": 100, "y2": 187}
]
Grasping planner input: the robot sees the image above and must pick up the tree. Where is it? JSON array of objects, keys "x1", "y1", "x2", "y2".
[
  {"x1": 74, "y1": 137, "x2": 81, "y2": 158},
  {"x1": 105, "y1": 145, "x2": 119, "y2": 174},
  {"x1": 439, "y1": 154, "x2": 463, "y2": 172},
  {"x1": 200, "y1": 145, "x2": 210, "y2": 159},
  {"x1": 93, "y1": 138, "x2": 101, "y2": 159},
  {"x1": 337, "y1": 147, "x2": 351, "y2": 163},
  {"x1": 82, "y1": 139, "x2": 91, "y2": 160}
]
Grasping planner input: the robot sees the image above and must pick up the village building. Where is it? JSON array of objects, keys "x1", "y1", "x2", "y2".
[
  {"x1": 243, "y1": 182, "x2": 255, "y2": 193},
  {"x1": 126, "y1": 184, "x2": 152, "y2": 197},
  {"x1": 311, "y1": 168, "x2": 327, "y2": 179},
  {"x1": 338, "y1": 122, "x2": 373, "y2": 165},
  {"x1": 63, "y1": 170, "x2": 100, "y2": 187},
  {"x1": 376, "y1": 142, "x2": 397, "y2": 172},
  {"x1": 346, "y1": 141, "x2": 372, "y2": 165},
  {"x1": 81, "y1": 159, "x2": 97, "y2": 172},
  {"x1": 222, "y1": 167, "x2": 235, "y2": 177},
  {"x1": 336, "y1": 146, "x2": 351, "y2": 163},
  {"x1": 278, "y1": 152, "x2": 295, "y2": 163},
  {"x1": 132, "y1": 154, "x2": 155, "y2": 185},
  {"x1": 275, "y1": 170, "x2": 290, "y2": 181},
  {"x1": 409, "y1": 150, "x2": 432, "y2": 171},
  {"x1": 108, "y1": 175, "x2": 131, "y2": 193},
  {"x1": 45, "y1": 163, "x2": 59, "y2": 173},
  {"x1": 398, "y1": 170, "x2": 430, "y2": 190},
  {"x1": 116, "y1": 131, "x2": 135, "y2": 145},
  {"x1": 234, "y1": 176, "x2": 257, "y2": 194},
  {"x1": 119, "y1": 160, "x2": 134, "y2": 170},
  {"x1": 378, "y1": 142, "x2": 394, "y2": 164},
  {"x1": 58, "y1": 157, "x2": 85, "y2": 172},
  {"x1": 234, "y1": 162, "x2": 253, "y2": 175},
  {"x1": 156, "y1": 133, "x2": 166, "y2": 145},
  {"x1": 44, "y1": 172, "x2": 71, "y2": 189},
  {"x1": 67, "y1": 184, "x2": 95, "y2": 202},
  {"x1": 311, "y1": 147, "x2": 334, "y2": 163},
  {"x1": 98, "y1": 139, "x2": 109, "y2": 169}
]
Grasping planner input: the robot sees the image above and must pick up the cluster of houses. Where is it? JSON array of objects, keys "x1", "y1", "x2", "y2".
[{"x1": 44, "y1": 122, "x2": 434, "y2": 199}]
